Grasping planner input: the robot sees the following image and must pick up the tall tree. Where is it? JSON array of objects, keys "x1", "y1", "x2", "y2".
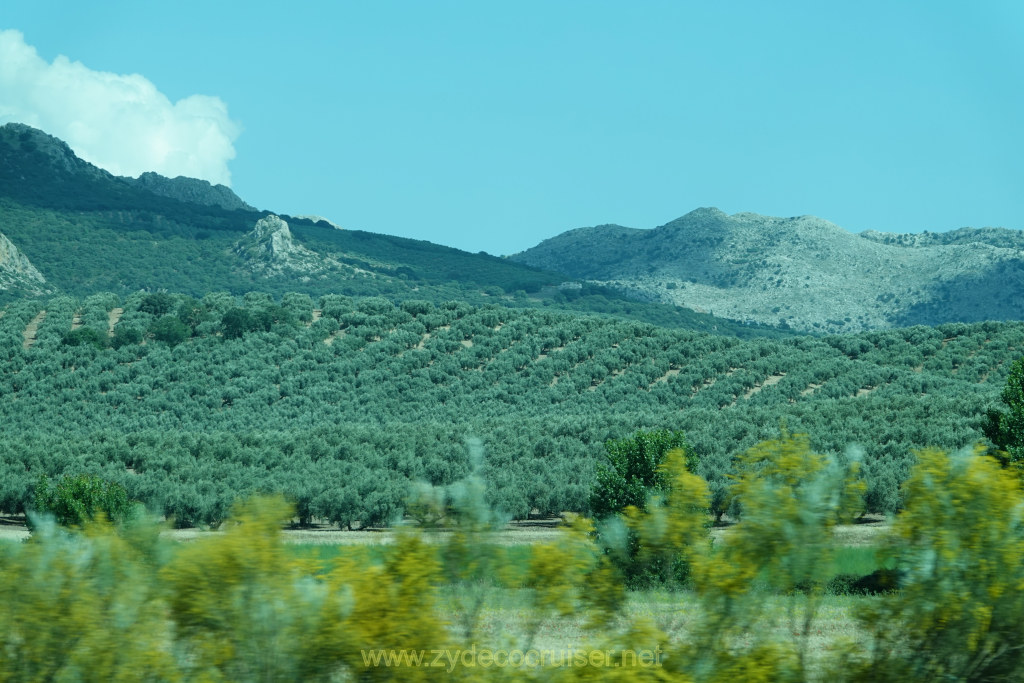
[{"x1": 984, "y1": 356, "x2": 1024, "y2": 466}]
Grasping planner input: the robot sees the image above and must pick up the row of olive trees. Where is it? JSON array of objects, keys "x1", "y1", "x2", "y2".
[{"x1": 3, "y1": 293, "x2": 1023, "y2": 525}]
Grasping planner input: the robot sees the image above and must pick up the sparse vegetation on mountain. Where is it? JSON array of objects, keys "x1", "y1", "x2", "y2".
[{"x1": 510, "y1": 207, "x2": 1024, "y2": 333}]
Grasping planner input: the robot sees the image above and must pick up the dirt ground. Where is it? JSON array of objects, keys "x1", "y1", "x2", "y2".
[{"x1": 0, "y1": 514, "x2": 890, "y2": 546}]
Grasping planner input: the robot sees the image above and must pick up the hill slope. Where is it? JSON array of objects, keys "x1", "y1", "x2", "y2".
[
  {"x1": 0, "y1": 292, "x2": 1019, "y2": 525},
  {"x1": 0, "y1": 123, "x2": 563, "y2": 297},
  {"x1": 510, "y1": 207, "x2": 1024, "y2": 333},
  {"x1": 0, "y1": 124, "x2": 788, "y2": 337}
]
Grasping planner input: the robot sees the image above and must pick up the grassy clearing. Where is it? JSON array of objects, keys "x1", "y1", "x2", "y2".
[{"x1": 434, "y1": 585, "x2": 873, "y2": 680}]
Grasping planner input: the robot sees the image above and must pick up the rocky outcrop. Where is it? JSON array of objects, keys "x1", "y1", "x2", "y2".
[
  {"x1": 0, "y1": 230, "x2": 47, "y2": 294},
  {"x1": 234, "y1": 214, "x2": 333, "y2": 276}
]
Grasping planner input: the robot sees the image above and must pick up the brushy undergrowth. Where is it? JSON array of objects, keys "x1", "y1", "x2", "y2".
[{"x1": 1, "y1": 437, "x2": 1022, "y2": 681}]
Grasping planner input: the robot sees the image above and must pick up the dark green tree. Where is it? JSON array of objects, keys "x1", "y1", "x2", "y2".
[
  {"x1": 31, "y1": 474, "x2": 134, "y2": 529},
  {"x1": 61, "y1": 327, "x2": 108, "y2": 350},
  {"x1": 138, "y1": 293, "x2": 176, "y2": 317},
  {"x1": 221, "y1": 308, "x2": 252, "y2": 339},
  {"x1": 149, "y1": 316, "x2": 191, "y2": 346},
  {"x1": 590, "y1": 429, "x2": 694, "y2": 519},
  {"x1": 590, "y1": 429, "x2": 696, "y2": 588},
  {"x1": 983, "y1": 356, "x2": 1024, "y2": 466},
  {"x1": 111, "y1": 325, "x2": 143, "y2": 349},
  {"x1": 176, "y1": 297, "x2": 209, "y2": 331}
]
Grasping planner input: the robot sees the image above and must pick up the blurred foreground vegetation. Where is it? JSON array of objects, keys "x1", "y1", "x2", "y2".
[{"x1": 2, "y1": 438, "x2": 1022, "y2": 681}]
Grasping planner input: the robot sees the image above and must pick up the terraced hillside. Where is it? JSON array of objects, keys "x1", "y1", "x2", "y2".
[{"x1": 0, "y1": 292, "x2": 1020, "y2": 526}]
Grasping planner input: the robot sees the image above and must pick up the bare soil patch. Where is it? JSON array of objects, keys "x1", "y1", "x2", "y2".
[
  {"x1": 22, "y1": 310, "x2": 45, "y2": 349},
  {"x1": 742, "y1": 372, "x2": 786, "y2": 399},
  {"x1": 107, "y1": 307, "x2": 124, "y2": 336}
]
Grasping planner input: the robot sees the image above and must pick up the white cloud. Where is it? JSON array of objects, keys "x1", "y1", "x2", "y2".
[{"x1": 0, "y1": 30, "x2": 239, "y2": 185}]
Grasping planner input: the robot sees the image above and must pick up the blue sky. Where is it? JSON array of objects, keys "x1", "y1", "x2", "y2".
[{"x1": 2, "y1": 1, "x2": 1022, "y2": 255}]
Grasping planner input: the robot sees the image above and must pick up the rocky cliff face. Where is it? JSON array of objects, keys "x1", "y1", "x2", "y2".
[
  {"x1": 234, "y1": 214, "x2": 334, "y2": 277},
  {"x1": 0, "y1": 230, "x2": 47, "y2": 294}
]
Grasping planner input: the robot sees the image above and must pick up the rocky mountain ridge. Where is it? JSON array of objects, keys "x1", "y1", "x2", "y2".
[
  {"x1": 132, "y1": 171, "x2": 255, "y2": 212},
  {"x1": 4, "y1": 121, "x2": 1019, "y2": 335},
  {"x1": 0, "y1": 123, "x2": 255, "y2": 213},
  {"x1": 510, "y1": 208, "x2": 1024, "y2": 333}
]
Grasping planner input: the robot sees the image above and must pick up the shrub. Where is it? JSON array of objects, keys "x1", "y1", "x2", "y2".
[{"x1": 848, "y1": 446, "x2": 1024, "y2": 681}]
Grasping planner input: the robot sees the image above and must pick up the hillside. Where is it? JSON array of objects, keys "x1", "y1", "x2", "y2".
[
  {"x1": 0, "y1": 291, "x2": 1019, "y2": 525},
  {"x1": 0, "y1": 123, "x2": 788, "y2": 337},
  {"x1": 510, "y1": 207, "x2": 1024, "y2": 333}
]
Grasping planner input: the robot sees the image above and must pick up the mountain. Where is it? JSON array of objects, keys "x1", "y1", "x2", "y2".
[
  {"x1": 0, "y1": 124, "x2": 785, "y2": 336},
  {"x1": 0, "y1": 122, "x2": 262, "y2": 220},
  {"x1": 0, "y1": 122, "x2": 253, "y2": 212},
  {"x1": 0, "y1": 123, "x2": 564, "y2": 297},
  {"x1": 510, "y1": 208, "x2": 1024, "y2": 333}
]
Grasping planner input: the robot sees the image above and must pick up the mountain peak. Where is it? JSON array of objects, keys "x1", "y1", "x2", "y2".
[{"x1": 0, "y1": 122, "x2": 111, "y2": 179}]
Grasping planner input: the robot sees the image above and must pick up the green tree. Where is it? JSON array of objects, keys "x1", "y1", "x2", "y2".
[
  {"x1": 61, "y1": 327, "x2": 108, "y2": 350},
  {"x1": 590, "y1": 429, "x2": 696, "y2": 588},
  {"x1": 221, "y1": 307, "x2": 251, "y2": 339},
  {"x1": 983, "y1": 356, "x2": 1024, "y2": 466},
  {"x1": 111, "y1": 324, "x2": 143, "y2": 349},
  {"x1": 31, "y1": 474, "x2": 134, "y2": 529},
  {"x1": 138, "y1": 292, "x2": 176, "y2": 317},
  {"x1": 589, "y1": 429, "x2": 693, "y2": 519},
  {"x1": 149, "y1": 315, "x2": 191, "y2": 346},
  {"x1": 175, "y1": 296, "x2": 208, "y2": 331}
]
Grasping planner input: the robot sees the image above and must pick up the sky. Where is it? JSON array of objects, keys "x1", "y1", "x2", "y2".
[{"x1": 2, "y1": 1, "x2": 1022, "y2": 256}]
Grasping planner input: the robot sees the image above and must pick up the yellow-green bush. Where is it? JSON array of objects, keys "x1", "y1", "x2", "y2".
[
  {"x1": 0, "y1": 517, "x2": 178, "y2": 682},
  {"x1": 843, "y1": 446, "x2": 1024, "y2": 681},
  {"x1": 0, "y1": 496, "x2": 453, "y2": 682}
]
